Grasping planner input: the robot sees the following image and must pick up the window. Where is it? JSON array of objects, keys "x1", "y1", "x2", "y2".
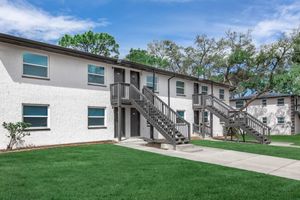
[
  {"x1": 262, "y1": 117, "x2": 267, "y2": 124},
  {"x1": 262, "y1": 99, "x2": 267, "y2": 107},
  {"x1": 176, "y1": 110, "x2": 185, "y2": 123},
  {"x1": 23, "y1": 52, "x2": 48, "y2": 78},
  {"x1": 277, "y1": 117, "x2": 285, "y2": 124},
  {"x1": 219, "y1": 89, "x2": 225, "y2": 100},
  {"x1": 202, "y1": 86, "x2": 208, "y2": 95},
  {"x1": 277, "y1": 98, "x2": 284, "y2": 106},
  {"x1": 88, "y1": 107, "x2": 105, "y2": 127},
  {"x1": 146, "y1": 75, "x2": 158, "y2": 92},
  {"x1": 236, "y1": 100, "x2": 244, "y2": 109},
  {"x1": 204, "y1": 111, "x2": 209, "y2": 123},
  {"x1": 88, "y1": 64, "x2": 105, "y2": 85},
  {"x1": 176, "y1": 81, "x2": 185, "y2": 95},
  {"x1": 23, "y1": 105, "x2": 49, "y2": 128}
]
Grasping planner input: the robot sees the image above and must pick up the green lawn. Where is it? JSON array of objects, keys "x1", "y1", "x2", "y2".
[
  {"x1": 0, "y1": 144, "x2": 300, "y2": 200},
  {"x1": 192, "y1": 140, "x2": 300, "y2": 160},
  {"x1": 271, "y1": 134, "x2": 300, "y2": 146}
]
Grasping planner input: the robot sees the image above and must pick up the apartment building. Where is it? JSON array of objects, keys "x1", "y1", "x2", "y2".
[
  {"x1": 230, "y1": 93, "x2": 300, "y2": 135},
  {"x1": 0, "y1": 33, "x2": 231, "y2": 149}
]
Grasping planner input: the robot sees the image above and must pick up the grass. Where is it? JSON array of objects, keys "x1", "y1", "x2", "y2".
[
  {"x1": 0, "y1": 144, "x2": 300, "y2": 200},
  {"x1": 270, "y1": 134, "x2": 300, "y2": 146},
  {"x1": 192, "y1": 140, "x2": 300, "y2": 160}
]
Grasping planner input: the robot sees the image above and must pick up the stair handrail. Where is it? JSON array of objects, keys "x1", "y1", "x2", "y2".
[
  {"x1": 111, "y1": 83, "x2": 181, "y2": 145},
  {"x1": 143, "y1": 86, "x2": 191, "y2": 141},
  {"x1": 193, "y1": 123, "x2": 211, "y2": 138}
]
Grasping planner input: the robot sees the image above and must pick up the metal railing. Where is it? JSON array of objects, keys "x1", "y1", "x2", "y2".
[
  {"x1": 193, "y1": 123, "x2": 211, "y2": 138},
  {"x1": 192, "y1": 93, "x2": 271, "y2": 143},
  {"x1": 110, "y1": 83, "x2": 191, "y2": 146},
  {"x1": 143, "y1": 86, "x2": 191, "y2": 141}
]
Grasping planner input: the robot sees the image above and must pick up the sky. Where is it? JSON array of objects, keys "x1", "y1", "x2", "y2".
[{"x1": 0, "y1": 0, "x2": 299, "y2": 57}]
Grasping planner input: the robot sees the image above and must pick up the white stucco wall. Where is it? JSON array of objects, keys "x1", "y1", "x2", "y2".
[
  {"x1": 230, "y1": 97, "x2": 293, "y2": 135},
  {"x1": 0, "y1": 42, "x2": 229, "y2": 149}
]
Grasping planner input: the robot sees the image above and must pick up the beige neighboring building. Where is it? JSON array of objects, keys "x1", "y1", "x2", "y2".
[{"x1": 230, "y1": 93, "x2": 300, "y2": 135}]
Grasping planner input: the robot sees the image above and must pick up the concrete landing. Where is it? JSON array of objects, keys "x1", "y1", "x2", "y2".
[{"x1": 116, "y1": 141, "x2": 300, "y2": 181}]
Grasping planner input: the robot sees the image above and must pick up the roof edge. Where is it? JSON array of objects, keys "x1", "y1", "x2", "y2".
[{"x1": 0, "y1": 33, "x2": 230, "y2": 88}]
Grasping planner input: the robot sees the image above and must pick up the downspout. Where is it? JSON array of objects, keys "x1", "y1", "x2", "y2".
[
  {"x1": 168, "y1": 75, "x2": 176, "y2": 107},
  {"x1": 210, "y1": 81, "x2": 214, "y2": 137},
  {"x1": 150, "y1": 70, "x2": 156, "y2": 140}
]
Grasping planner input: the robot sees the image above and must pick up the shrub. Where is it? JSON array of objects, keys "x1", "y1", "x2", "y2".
[{"x1": 2, "y1": 122, "x2": 31, "y2": 150}]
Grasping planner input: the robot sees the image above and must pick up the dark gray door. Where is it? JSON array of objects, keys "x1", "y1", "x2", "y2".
[
  {"x1": 194, "y1": 83, "x2": 199, "y2": 104},
  {"x1": 194, "y1": 83, "x2": 199, "y2": 94},
  {"x1": 130, "y1": 71, "x2": 140, "y2": 99},
  {"x1": 114, "y1": 68, "x2": 125, "y2": 98},
  {"x1": 131, "y1": 108, "x2": 140, "y2": 137},
  {"x1": 114, "y1": 68, "x2": 125, "y2": 83},
  {"x1": 194, "y1": 111, "x2": 199, "y2": 124},
  {"x1": 114, "y1": 108, "x2": 125, "y2": 138}
]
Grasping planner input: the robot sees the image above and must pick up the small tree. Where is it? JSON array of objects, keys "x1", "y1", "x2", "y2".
[{"x1": 2, "y1": 122, "x2": 31, "y2": 150}]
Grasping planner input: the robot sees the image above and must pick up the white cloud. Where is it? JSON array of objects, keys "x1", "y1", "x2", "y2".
[
  {"x1": 252, "y1": 2, "x2": 300, "y2": 43},
  {"x1": 0, "y1": 0, "x2": 108, "y2": 41}
]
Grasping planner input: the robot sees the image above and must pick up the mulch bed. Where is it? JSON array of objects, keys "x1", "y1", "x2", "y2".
[{"x1": 0, "y1": 140, "x2": 116, "y2": 154}]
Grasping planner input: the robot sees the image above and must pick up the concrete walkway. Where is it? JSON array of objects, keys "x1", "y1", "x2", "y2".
[{"x1": 116, "y1": 141, "x2": 300, "y2": 181}]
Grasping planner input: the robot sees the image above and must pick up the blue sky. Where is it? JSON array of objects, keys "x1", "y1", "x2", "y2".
[{"x1": 0, "y1": 0, "x2": 299, "y2": 57}]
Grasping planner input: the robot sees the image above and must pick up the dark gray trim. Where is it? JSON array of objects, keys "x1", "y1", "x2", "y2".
[
  {"x1": 88, "y1": 126, "x2": 107, "y2": 129},
  {"x1": 230, "y1": 94, "x2": 299, "y2": 101},
  {"x1": 0, "y1": 33, "x2": 230, "y2": 88},
  {"x1": 25, "y1": 128, "x2": 50, "y2": 131},
  {"x1": 22, "y1": 75, "x2": 50, "y2": 81}
]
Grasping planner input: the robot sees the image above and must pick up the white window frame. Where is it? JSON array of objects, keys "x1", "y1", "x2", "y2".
[
  {"x1": 262, "y1": 99, "x2": 267, "y2": 107},
  {"x1": 22, "y1": 104, "x2": 50, "y2": 130},
  {"x1": 277, "y1": 117, "x2": 285, "y2": 124},
  {"x1": 262, "y1": 117, "x2": 267, "y2": 124},
  {"x1": 201, "y1": 85, "x2": 208, "y2": 95},
  {"x1": 176, "y1": 81, "x2": 185, "y2": 96},
  {"x1": 277, "y1": 98, "x2": 284, "y2": 106},
  {"x1": 219, "y1": 89, "x2": 225, "y2": 100},
  {"x1": 204, "y1": 111, "x2": 209, "y2": 123},
  {"x1": 87, "y1": 64, "x2": 106, "y2": 86},
  {"x1": 88, "y1": 106, "x2": 106, "y2": 128},
  {"x1": 176, "y1": 110, "x2": 185, "y2": 124},
  {"x1": 146, "y1": 75, "x2": 159, "y2": 92},
  {"x1": 236, "y1": 100, "x2": 244, "y2": 109},
  {"x1": 22, "y1": 52, "x2": 49, "y2": 79}
]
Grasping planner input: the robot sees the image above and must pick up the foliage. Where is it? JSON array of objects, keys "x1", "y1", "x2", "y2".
[
  {"x1": 125, "y1": 48, "x2": 169, "y2": 68},
  {"x1": 2, "y1": 122, "x2": 31, "y2": 150},
  {"x1": 273, "y1": 64, "x2": 300, "y2": 94},
  {"x1": 58, "y1": 30, "x2": 119, "y2": 58}
]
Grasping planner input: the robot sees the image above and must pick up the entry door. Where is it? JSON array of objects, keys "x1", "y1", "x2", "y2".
[
  {"x1": 114, "y1": 68, "x2": 125, "y2": 83},
  {"x1": 194, "y1": 83, "x2": 199, "y2": 104},
  {"x1": 194, "y1": 83, "x2": 199, "y2": 94},
  {"x1": 194, "y1": 111, "x2": 200, "y2": 125},
  {"x1": 131, "y1": 108, "x2": 140, "y2": 137},
  {"x1": 114, "y1": 108, "x2": 125, "y2": 138},
  {"x1": 114, "y1": 68, "x2": 125, "y2": 97},
  {"x1": 130, "y1": 71, "x2": 140, "y2": 99}
]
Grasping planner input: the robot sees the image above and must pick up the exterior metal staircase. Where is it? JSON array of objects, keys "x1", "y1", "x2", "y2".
[
  {"x1": 193, "y1": 94, "x2": 271, "y2": 144},
  {"x1": 110, "y1": 83, "x2": 190, "y2": 148}
]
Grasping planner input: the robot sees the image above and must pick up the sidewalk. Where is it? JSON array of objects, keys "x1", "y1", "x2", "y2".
[{"x1": 116, "y1": 141, "x2": 300, "y2": 181}]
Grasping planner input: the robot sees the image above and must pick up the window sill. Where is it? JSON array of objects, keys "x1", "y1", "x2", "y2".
[
  {"x1": 88, "y1": 83, "x2": 107, "y2": 87},
  {"x1": 25, "y1": 128, "x2": 50, "y2": 131},
  {"x1": 22, "y1": 75, "x2": 50, "y2": 80},
  {"x1": 88, "y1": 126, "x2": 107, "y2": 129},
  {"x1": 176, "y1": 94, "x2": 186, "y2": 97}
]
